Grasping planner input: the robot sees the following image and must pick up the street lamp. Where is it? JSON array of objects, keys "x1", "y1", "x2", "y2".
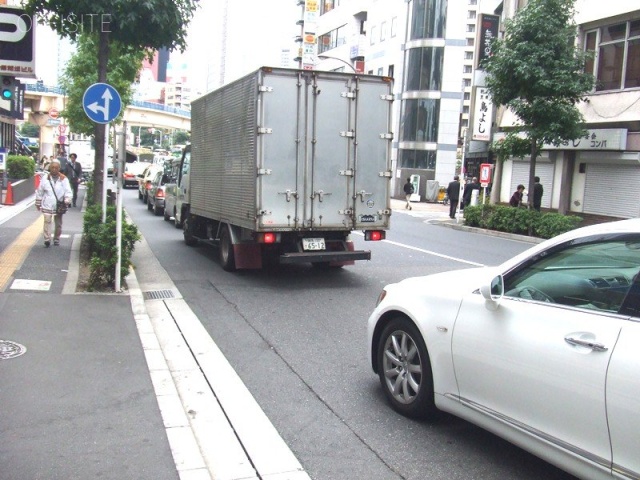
[{"x1": 316, "y1": 54, "x2": 357, "y2": 73}]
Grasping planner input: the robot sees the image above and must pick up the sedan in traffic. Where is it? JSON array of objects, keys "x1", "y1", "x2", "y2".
[
  {"x1": 146, "y1": 171, "x2": 170, "y2": 216},
  {"x1": 367, "y1": 219, "x2": 640, "y2": 480}
]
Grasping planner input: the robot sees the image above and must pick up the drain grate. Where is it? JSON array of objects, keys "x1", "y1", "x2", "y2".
[
  {"x1": 0, "y1": 340, "x2": 27, "y2": 360},
  {"x1": 143, "y1": 289, "x2": 175, "y2": 300}
]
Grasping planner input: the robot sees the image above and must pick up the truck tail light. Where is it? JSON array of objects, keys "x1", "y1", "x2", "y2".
[
  {"x1": 364, "y1": 230, "x2": 385, "y2": 241},
  {"x1": 257, "y1": 232, "x2": 280, "y2": 244},
  {"x1": 156, "y1": 189, "x2": 165, "y2": 198},
  {"x1": 145, "y1": 182, "x2": 153, "y2": 191}
]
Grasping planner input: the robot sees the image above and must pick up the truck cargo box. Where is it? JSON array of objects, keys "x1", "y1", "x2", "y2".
[{"x1": 189, "y1": 67, "x2": 392, "y2": 233}]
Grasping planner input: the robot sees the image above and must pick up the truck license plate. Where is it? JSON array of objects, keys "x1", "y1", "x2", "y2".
[{"x1": 302, "y1": 238, "x2": 326, "y2": 251}]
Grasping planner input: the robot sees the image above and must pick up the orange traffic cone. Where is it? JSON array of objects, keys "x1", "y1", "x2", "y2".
[
  {"x1": 4, "y1": 181, "x2": 14, "y2": 205},
  {"x1": 34, "y1": 173, "x2": 41, "y2": 190}
]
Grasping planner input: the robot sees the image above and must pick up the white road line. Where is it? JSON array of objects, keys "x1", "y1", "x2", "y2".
[{"x1": 352, "y1": 231, "x2": 485, "y2": 267}]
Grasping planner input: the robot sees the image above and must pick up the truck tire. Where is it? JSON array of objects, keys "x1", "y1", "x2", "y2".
[
  {"x1": 163, "y1": 207, "x2": 170, "y2": 221},
  {"x1": 219, "y1": 227, "x2": 236, "y2": 272},
  {"x1": 183, "y1": 214, "x2": 198, "y2": 246},
  {"x1": 153, "y1": 203, "x2": 162, "y2": 216}
]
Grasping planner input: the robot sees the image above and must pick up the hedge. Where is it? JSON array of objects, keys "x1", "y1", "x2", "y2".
[{"x1": 463, "y1": 204, "x2": 582, "y2": 239}]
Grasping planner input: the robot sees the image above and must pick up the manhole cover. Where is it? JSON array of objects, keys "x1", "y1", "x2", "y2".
[{"x1": 0, "y1": 340, "x2": 27, "y2": 360}]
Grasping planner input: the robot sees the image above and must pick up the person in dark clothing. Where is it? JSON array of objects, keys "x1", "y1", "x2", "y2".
[
  {"x1": 403, "y1": 177, "x2": 414, "y2": 210},
  {"x1": 533, "y1": 176, "x2": 544, "y2": 211},
  {"x1": 65, "y1": 153, "x2": 83, "y2": 207},
  {"x1": 510, "y1": 184, "x2": 525, "y2": 207},
  {"x1": 446, "y1": 175, "x2": 461, "y2": 219},
  {"x1": 462, "y1": 176, "x2": 480, "y2": 208}
]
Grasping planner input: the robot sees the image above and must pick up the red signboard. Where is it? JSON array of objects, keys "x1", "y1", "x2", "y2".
[{"x1": 479, "y1": 163, "x2": 492, "y2": 186}]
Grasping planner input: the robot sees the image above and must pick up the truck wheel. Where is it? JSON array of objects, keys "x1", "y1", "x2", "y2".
[
  {"x1": 147, "y1": 200, "x2": 153, "y2": 211},
  {"x1": 153, "y1": 203, "x2": 162, "y2": 216},
  {"x1": 183, "y1": 215, "x2": 198, "y2": 246},
  {"x1": 163, "y1": 208, "x2": 170, "y2": 221},
  {"x1": 219, "y1": 227, "x2": 236, "y2": 272}
]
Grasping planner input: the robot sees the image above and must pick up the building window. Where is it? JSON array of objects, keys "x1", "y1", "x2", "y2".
[
  {"x1": 400, "y1": 98, "x2": 440, "y2": 143},
  {"x1": 404, "y1": 47, "x2": 445, "y2": 91},
  {"x1": 321, "y1": 0, "x2": 334, "y2": 15},
  {"x1": 399, "y1": 149, "x2": 437, "y2": 170},
  {"x1": 318, "y1": 24, "x2": 348, "y2": 54},
  {"x1": 469, "y1": 0, "x2": 478, "y2": 4},
  {"x1": 468, "y1": 11, "x2": 477, "y2": 20},
  {"x1": 370, "y1": 25, "x2": 377, "y2": 45},
  {"x1": 391, "y1": 17, "x2": 397, "y2": 38},
  {"x1": 466, "y1": 38, "x2": 474, "y2": 46},
  {"x1": 586, "y1": 20, "x2": 640, "y2": 91},
  {"x1": 463, "y1": 65, "x2": 472, "y2": 73},
  {"x1": 464, "y1": 92, "x2": 471, "y2": 101},
  {"x1": 380, "y1": 21, "x2": 387, "y2": 42},
  {"x1": 466, "y1": 24, "x2": 476, "y2": 33},
  {"x1": 388, "y1": 64, "x2": 395, "y2": 78},
  {"x1": 464, "y1": 51, "x2": 474, "y2": 60},
  {"x1": 377, "y1": 67, "x2": 383, "y2": 75},
  {"x1": 410, "y1": 0, "x2": 447, "y2": 40},
  {"x1": 463, "y1": 78, "x2": 471, "y2": 87}
]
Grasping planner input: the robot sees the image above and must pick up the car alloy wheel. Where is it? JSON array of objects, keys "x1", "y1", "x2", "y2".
[{"x1": 377, "y1": 316, "x2": 436, "y2": 419}]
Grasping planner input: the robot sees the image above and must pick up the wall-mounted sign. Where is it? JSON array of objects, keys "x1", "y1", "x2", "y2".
[
  {"x1": 475, "y1": 14, "x2": 499, "y2": 70},
  {"x1": 0, "y1": 6, "x2": 36, "y2": 78},
  {"x1": 471, "y1": 87, "x2": 493, "y2": 142}
]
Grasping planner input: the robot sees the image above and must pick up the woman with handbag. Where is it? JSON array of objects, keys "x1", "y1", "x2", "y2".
[{"x1": 35, "y1": 159, "x2": 72, "y2": 247}]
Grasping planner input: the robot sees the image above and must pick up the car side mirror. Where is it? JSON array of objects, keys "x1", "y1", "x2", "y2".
[{"x1": 480, "y1": 275, "x2": 504, "y2": 311}]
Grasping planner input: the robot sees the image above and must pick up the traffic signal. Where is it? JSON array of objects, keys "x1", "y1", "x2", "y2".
[{"x1": 1, "y1": 76, "x2": 16, "y2": 100}]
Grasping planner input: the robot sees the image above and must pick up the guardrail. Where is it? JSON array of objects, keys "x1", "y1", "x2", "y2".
[{"x1": 24, "y1": 83, "x2": 191, "y2": 119}]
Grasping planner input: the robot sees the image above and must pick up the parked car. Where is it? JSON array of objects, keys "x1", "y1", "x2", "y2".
[
  {"x1": 146, "y1": 170, "x2": 170, "y2": 216},
  {"x1": 367, "y1": 218, "x2": 640, "y2": 480},
  {"x1": 123, "y1": 161, "x2": 150, "y2": 188},
  {"x1": 137, "y1": 163, "x2": 163, "y2": 203}
]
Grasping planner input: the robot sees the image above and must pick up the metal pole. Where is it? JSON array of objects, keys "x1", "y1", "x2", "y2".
[
  {"x1": 101, "y1": 127, "x2": 108, "y2": 223},
  {"x1": 115, "y1": 121, "x2": 126, "y2": 292}
]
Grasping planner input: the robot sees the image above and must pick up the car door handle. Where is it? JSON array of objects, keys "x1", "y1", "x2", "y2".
[{"x1": 564, "y1": 337, "x2": 608, "y2": 352}]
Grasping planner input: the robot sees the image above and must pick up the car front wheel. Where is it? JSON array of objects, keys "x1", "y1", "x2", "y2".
[{"x1": 377, "y1": 316, "x2": 436, "y2": 419}]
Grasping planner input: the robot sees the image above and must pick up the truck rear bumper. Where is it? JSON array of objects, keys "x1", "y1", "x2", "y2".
[{"x1": 279, "y1": 250, "x2": 371, "y2": 264}]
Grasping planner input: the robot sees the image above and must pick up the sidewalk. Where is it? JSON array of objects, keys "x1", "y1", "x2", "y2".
[{"x1": 0, "y1": 189, "x2": 310, "y2": 480}]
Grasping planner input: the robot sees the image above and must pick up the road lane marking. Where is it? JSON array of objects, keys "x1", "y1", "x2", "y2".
[
  {"x1": 0, "y1": 216, "x2": 43, "y2": 291},
  {"x1": 352, "y1": 231, "x2": 485, "y2": 267}
]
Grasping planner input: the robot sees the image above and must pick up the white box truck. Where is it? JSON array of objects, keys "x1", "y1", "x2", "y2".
[{"x1": 176, "y1": 67, "x2": 393, "y2": 271}]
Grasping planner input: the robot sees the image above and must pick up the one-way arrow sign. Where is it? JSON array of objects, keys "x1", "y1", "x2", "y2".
[{"x1": 82, "y1": 83, "x2": 122, "y2": 124}]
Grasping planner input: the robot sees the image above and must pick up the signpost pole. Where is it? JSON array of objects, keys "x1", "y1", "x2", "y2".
[{"x1": 115, "y1": 122, "x2": 126, "y2": 292}]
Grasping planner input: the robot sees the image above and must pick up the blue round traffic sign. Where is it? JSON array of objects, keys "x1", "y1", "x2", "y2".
[{"x1": 82, "y1": 83, "x2": 122, "y2": 124}]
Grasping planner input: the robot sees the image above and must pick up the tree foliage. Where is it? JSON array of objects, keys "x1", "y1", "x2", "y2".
[
  {"x1": 484, "y1": 0, "x2": 595, "y2": 208},
  {"x1": 61, "y1": 34, "x2": 146, "y2": 136},
  {"x1": 23, "y1": 0, "x2": 199, "y2": 204},
  {"x1": 23, "y1": 0, "x2": 198, "y2": 53}
]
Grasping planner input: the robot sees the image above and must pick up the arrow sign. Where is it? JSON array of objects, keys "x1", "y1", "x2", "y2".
[{"x1": 82, "y1": 83, "x2": 122, "y2": 124}]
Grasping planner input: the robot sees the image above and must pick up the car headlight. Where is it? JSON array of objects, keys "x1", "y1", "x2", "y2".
[{"x1": 375, "y1": 289, "x2": 387, "y2": 307}]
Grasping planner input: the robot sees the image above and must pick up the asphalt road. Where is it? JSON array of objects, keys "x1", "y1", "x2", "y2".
[{"x1": 123, "y1": 188, "x2": 576, "y2": 480}]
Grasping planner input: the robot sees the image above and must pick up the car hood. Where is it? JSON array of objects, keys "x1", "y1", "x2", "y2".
[{"x1": 385, "y1": 266, "x2": 498, "y2": 298}]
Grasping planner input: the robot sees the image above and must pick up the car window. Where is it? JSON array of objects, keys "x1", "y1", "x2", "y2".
[{"x1": 503, "y1": 234, "x2": 640, "y2": 315}]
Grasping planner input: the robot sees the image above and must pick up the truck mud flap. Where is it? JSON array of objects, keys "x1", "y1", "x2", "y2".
[{"x1": 279, "y1": 250, "x2": 371, "y2": 264}]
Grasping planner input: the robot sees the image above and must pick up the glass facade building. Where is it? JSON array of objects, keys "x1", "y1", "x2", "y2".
[{"x1": 398, "y1": 0, "x2": 448, "y2": 174}]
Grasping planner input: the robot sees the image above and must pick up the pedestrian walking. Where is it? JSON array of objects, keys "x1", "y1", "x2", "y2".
[
  {"x1": 510, "y1": 184, "x2": 525, "y2": 207},
  {"x1": 66, "y1": 153, "x2": 83, "y2": 207},
  {"x1": 446, "y1": 175, "x2": 461, "y2": 219},
  {"x1": 35, "y1": 159, "x2": 72, "y2": 247},
  {"x1": 533, "y1": 176, "x2": 544, "y2": 211},
  {"x1": 462, "y1": 176, "x2": 480, "y2": 208},
  {"x1": 403, "y1": 177, "x2": 414, "y2": 210}
]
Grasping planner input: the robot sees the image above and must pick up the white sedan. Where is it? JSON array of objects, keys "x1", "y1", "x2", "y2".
[{"x1": 367, "y1": 218, "x2": 640, "y2": 480}]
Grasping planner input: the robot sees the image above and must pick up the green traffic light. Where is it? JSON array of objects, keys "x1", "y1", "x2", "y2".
[{"x1": 1, "y1": 89, "x2": 11, "y2": 100}]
